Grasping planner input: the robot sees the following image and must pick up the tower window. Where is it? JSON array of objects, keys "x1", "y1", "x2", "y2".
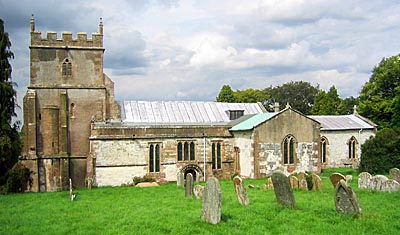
[{"x1": 62, "y1": 59, "x2": 72, "y2": 76}]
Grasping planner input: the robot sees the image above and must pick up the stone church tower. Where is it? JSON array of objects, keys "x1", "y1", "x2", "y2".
[{"x1": 21, "y1": 16, "x2": 120, "y2": 192}]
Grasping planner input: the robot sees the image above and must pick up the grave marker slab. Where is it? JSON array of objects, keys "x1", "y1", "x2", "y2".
[
  {"x1": 177, "y1": 172, "x2": 184, "y2": 187},
  {"x1": 271, "y1": 170, "x2": 296, "y2": 208},
  {"x1": 382, "y1": 179, "x2": 400, "y2": 192},
  {"x1": 312, "y1": 173, "x2": 322, "y2": 190},
  {"x1": 298, "y1": 172, "x2": 308, "y2": 190},
  {"x1": 193, "y1": 185, "x2": 204, "y2": 199},
  {"x1": 334, "y1": 179, "x2": 362, "y2": 216},
  {"x1": 390, "y1": 168, "x2": 400, "y2": 183},
  {"x1": 185, "y1": 173, "x2": 194, "y2": 197},
  {"x1": 267, "y1": 177, "x2": 274, "y2": 189},
  {"x1": 358, "y1": 172, "x2": 372, "y2": 189},
  {"x1": 201, "y1": 177, "x2": 222, "y2": 224},
  {"x1": 233, "y1": 176, "x2": 250, "y2": 206},
  {"x1": 290, "y1": 176, "x2": 299, "y2": 189},
  {"x1": 330, "y1": 173, "x2": 345, "y2": 188},
  {"x1": 372, "y1": 175, "x2": 389, "y2": 191}
]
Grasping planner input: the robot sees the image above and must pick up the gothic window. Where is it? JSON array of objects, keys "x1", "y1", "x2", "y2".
[
  {"x1": 177, "y1": 141, "x2": 196, "y2": 161},
  {"x1": 62, "y1": 59, "x2": 72, "y2": 77},
  {"x1": 348, "y1": 136, "x2": 357, "y2": 159},
  {"x1": 212, "y1": 142, "x2": 222, "y2": 169},
  {"x1": 321, "y1": 137, "x2": 328, "y2": 164},
  {"x1": 283, "y1": 135, "x2": 296, "y2": 165},
  {"x1": 149, "y1": 143, "x2": 160, "y2": 172}
]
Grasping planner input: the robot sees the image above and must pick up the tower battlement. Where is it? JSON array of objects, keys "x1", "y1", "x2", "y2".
[{"x1": 30, "y1": 16, "x2": 103, "y2": 49}]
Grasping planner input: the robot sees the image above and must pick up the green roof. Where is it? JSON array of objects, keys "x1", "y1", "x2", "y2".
[{"x1": 230, "y1": 112, "x2": 279, "y2": 131}]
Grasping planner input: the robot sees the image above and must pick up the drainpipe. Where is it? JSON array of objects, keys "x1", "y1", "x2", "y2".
[{"x1": 203, "y1": 133, "x2": 206, "y2": 181}]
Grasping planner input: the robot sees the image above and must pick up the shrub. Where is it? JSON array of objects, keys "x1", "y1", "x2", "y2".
[
  {"x1": 132, "y1": 175, "x2": 155, "y2": 185},
  {"x1": 4, "y1": 162, "x2": 32, "y2": 193},
  {"x1": 359, "y1": 127, "x2": 400, "y2": 174}
]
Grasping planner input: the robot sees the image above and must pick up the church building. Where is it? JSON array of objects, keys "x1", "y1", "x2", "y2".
[{"x1": 20, "y1": 18, "x2": 376, "y2": 191}]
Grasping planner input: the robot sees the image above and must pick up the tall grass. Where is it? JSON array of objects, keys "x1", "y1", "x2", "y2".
[{"x1": 1, "y1": 168, "x2": 399, "y2": 235}]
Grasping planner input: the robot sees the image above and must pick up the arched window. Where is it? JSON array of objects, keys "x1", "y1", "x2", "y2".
[
  {"x1": 62, "y1": 59, "x2": 72, "y2": 76},
  {"x1": 348, "y1": 136, "x2": 357, "y2": 159},
  {"x1": 177, "y1": 142, "x2": 183, "y2": 161},
  {"x1": 321, "y1": 137, "x2": 328, "y2": 164},
  {"x1": 184, "y1": 142, "x2": 189, "y2": 161},
  {"x1": 149, "y1": 143, "x2": 160, "y2": 172},
  {"x1": 177, "y1": 141, "x2": 196, "y2": 161},
  {"x1": 212, "y1": 142, "x2": 222, "y2": 169},
  {"x1": 190, "y1": 142, "x2": 195, "y2": 160},
  {"x1": 283, "y1": 135, "x2": 296, "y2": 164}
]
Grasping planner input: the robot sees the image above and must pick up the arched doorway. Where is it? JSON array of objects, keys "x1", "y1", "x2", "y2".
[{"x1": 181, "y1": 164, "x2": 203, "y2": 182}]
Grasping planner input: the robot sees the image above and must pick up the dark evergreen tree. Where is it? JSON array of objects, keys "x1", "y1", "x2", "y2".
[{"x1": 0, "y1": 19, "x2": 22, "y2": 186}]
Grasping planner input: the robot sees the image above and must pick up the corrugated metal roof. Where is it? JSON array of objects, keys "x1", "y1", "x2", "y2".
[
  {"x1": 308, "y1": 114, "x2": 376, "y2": 130},
  {"x1": 230, "y1": 112, "x2": 279, "y2": 131},
  {"x1": 120, "y1": 101, "x2": 265, "y2": 123}
]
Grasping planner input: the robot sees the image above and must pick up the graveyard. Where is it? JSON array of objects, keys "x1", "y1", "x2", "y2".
[{"x1": 1, "y1": 168, "x2": 399, "y2": 234}]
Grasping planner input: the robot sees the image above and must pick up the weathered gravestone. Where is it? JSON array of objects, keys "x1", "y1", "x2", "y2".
[
  {"x1": 290, "y1": 175, "x2": 299, "y2": 189},
  {"x1": 358, "y1": 172, "x2": 372, "y2": 189},
  {"x1": 312, "y1": 173, "x2": 322, "y2": 190},
  {"x1": 334, "y1": 179, "x2": 361, "y2": 216},
  {"x1": 371, "y1": 175, "x2": 389, "y2": 191},
  {"x1": 389, "y1": 168, "x2": 400, "y2": 183},
  {"x1": 201, "y1": 177, "x2": 222, "y2": 224},
  {"x1": 177, "y1": 172, "x2": 184, "y2": 187},
  {"x1": 193, "y1": 184, "x2": 204, "y2": 199},
  {"x1": 271, "y1": 170, "x2": 296, "y2": 208},
  {"x1": 330, "y1": 173, "x2": 345, "y2": 188},
  {"x1": 185, "y1": 173, "x2": 194, "y2": 197},
  {"x1": 267, "y1": 177, "x2": 274, "y2": 189},
  {"x1": 381, "y1": 179, "x2": 400, "y2": 192},
  {"x1": 233, "y1": 176, "x2": 250, "y2": 206},
  {"x1": 298, "y1": 172, "x2": 308, "y2": 190}
]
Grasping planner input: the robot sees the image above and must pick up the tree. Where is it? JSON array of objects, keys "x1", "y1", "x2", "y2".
[
  {"x1": 343, "y1": 96, "x2": 359, "y2": 115},
  {"x1": 265, "y1": 81, "x2": 319, "y2": 114},
  {"x1": 311, "y1": 86, "x2": 345, "y2": 115},
  {"x1": 358, "y1": 54, "x2": 400, "y2": 129},
  {"x1": 234, "y1": 88, "x2": 269, "y2": 103},
  {"x1": 0, "y1": 19, "x2": 22, "y2": 186},
  {"x1": 216, "y1": 85, "x2": 236, "y2": 102},
  {"x1": 359, "y1": 128, "x2": 400, "y2": 174}
]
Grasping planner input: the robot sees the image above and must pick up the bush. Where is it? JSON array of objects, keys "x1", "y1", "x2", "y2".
[
  {"x1": 359, "y1": 128, "x2": 400, "y2": 174},
  {"x1": 3, "y1": 162, "x2": 32, "y2": 193},
  {"x1": 132, "y1": 175, "x2": 155, "y2": 185}
]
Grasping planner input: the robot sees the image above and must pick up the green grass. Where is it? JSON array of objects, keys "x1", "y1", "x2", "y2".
[{"x1": 1, "y1": 168, "x2": 399, "y2": 235}]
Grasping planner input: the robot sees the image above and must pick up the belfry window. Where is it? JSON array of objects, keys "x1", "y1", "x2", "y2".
[
  {"x1": 62, "y1": 59, "x2": 72, "y2": 76},
  {"x1": 283, "y1": 135, "x2": 296, "y2": 165}
]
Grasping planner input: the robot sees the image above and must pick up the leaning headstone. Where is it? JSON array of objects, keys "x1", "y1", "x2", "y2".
[
  {"x1": 185, "y1": 173, "x2": 194, "y2": 197},
  {"x1": 201, "y1": 177, "x2": 222, "y2": 225},
  {"x1": 371, "y1": 175, "x2": 389, "y2": 191},
  {"x1": 334, "y1": 179, "x2": 362, "y2": 216},
  {"x1": 330, "y1": 173, "x2": 345, "y2": 188},
  {"x1": 193, "y1": 184, "x2": 204, "y2": 199},
  {"x1": 389, "y1": 168, "x2": 400, "y2": 183},
  {"x1": 298, "y1": 172, "x2": 308, "y2": 190},
  {"x1": 267, "y1": 177, "x2": 274, "y2": 189},
  {"x1": 290, "y1": 175, "x2": 299, "y2": 189},
  {"x1": 233, "y1": 176, "x2": 250, "y2": 206},
  {"x1": 312, "y1": 173, "x2": 322, "y2": 190},
  {"x1": 177, "y1": 172, "x2": 184, "y2": 187},
  {"x1": 381, "y1": 179, "x2": 400, "y2": 192},
  {"x1": 271, "y1": 170, "x2": 296, "y2": 208},
  {"x1": 358, "y1": 172, "x2": 372, "y2": 189}
]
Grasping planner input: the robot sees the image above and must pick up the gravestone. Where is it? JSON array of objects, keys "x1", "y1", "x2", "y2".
[
  {"x1": 177, "y1": 172, "x2": 184, "y2": 187},
  {"x1": 381, "y1": 179, "x2": 400, "y2": 192},
  {"x1": 261, "y1": 184, "x2": 267, "y2": 190},
  {"x1": 298, "y1": 172, "x2": 308, "y2": 190},
  {"x1": 312, "y1": 173, "x2": 322, "y2": 190},
  {"x1": 345, "y1": 175, "x2": 353, "y2": 182},
  {"x1": 193, "y1": 185, "x2": 204, "y2": 199},
  {"x1": 233, "y1": 176, "x2": 250, "y2": 206},
  {"x1": 334, "y1": 179, "x2": 362, "y2": 216},
  {"x1": 371, "y1": 175, "x2": 389, "y2": 191},
  {"x1": 389, "y1": 168, "x2": 400, "y2": 183},
  {"x1": 271, "y1": 170, "x2": 296, "y2": 208},
  {"x1": 358, "y1": 172, "x2": 372, "y2": 189},
  {"x1": 185, "y1": 173, "x2": 194, "y2": 197},
  {"x1": 267, "y1": 177, "x2": 274, "y2": 189},
  {"x1": 290, "y1": 176, "x2": 299, "y2": 189},
  {"x1": 330, "y1": 173, "x2": 345, "y2": 188},
  {"x1": 201, "y1": 177, "x2": 222, "y2": 224}
]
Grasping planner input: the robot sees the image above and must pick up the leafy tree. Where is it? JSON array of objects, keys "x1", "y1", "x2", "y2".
[
  {"x1": 358, "y1": 54, "x2": 400, "y2": 129},
  {"x1": 234, "y1": 88, "x2": 269, "y2": 103},
  {"x1": 0, "y1": 19, "x2": 22, "y2": 186},
  {"x1": 265, "y1": 81, "x2": 319, "y2": 114},
  {"x1": 311, "y1": 86, "x2": 345, "y2": 115},
  {"x1": 216, "y1": 84, "x2": 236, "y2": 102},
  {"x1": 359, "y1": 128, "x2": 400, "y2": 174},
  {"x1": 343, "y1": 96, "x2": 359, "y2": 115}
]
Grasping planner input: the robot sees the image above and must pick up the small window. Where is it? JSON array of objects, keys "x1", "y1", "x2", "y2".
[
  {"x1": 228, "y1": 110, "x2": 244, "y2": 120},
  {"x1": 321, "y1": 137, "x2": 328, "y2": 163},
  {"x1": 62, "y1": 59, "x2": 72, "y2": 77},
  {"x1": 149, "y1": 143, "x2": 160, "y2": 172},
  {"x1": 177, "y1": 141, "x2": 196, "y2": 161},
  {"x1": 212, "y1": 142, "x2": 222, "y2": 169},
  {"x1": 348, "y1": 137, "x2": 357, "y2": 159},
  {"x1": 283, "y1": 135, "x2": 296, "y2": 165}
]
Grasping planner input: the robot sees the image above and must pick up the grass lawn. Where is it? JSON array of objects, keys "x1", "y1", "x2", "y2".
[{"x1": 1, "y1": 168, "x2": 399, "y2": 235}]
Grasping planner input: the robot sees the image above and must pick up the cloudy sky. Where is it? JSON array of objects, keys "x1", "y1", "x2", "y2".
[{"x1": 1, "y1": 0, "x2": 400, "y2": 121}]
